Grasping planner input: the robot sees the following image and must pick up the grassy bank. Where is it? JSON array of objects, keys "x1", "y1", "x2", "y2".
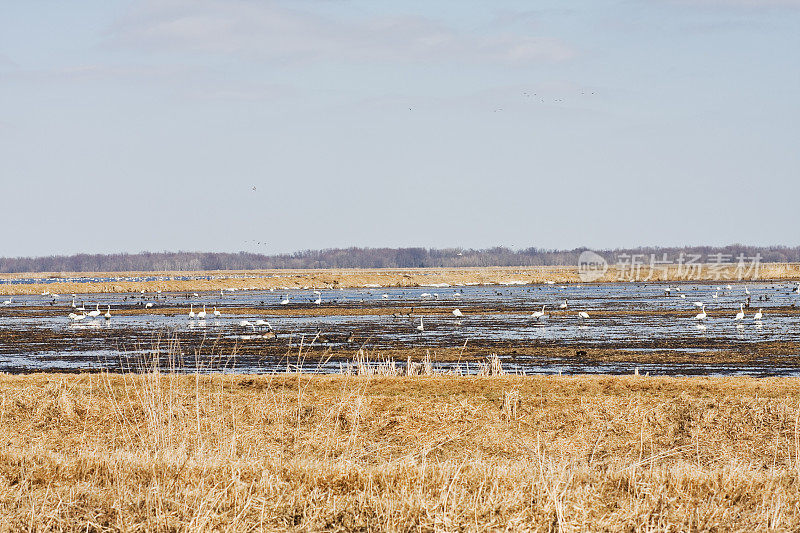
[
  {"x1": 2, "y1": 263, "x2": 799, "y2": 295},
  {"x1": 3, "y1": 373, "x2": 800, "y2": 530}
]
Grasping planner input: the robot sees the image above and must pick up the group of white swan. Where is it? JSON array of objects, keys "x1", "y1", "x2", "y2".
[
  {"x1": 414, "y1": 299, "x2": 588, "y2": 332},
  {"x1": 53, "y1": 283, "x2": 787, "y2": 333},
  {"x1": 238, "y1": 319, "x2": 273, "y2": 332},
  {"x1": 69, "y1": 303, "x2": 111, "y2": 321},
  {"x1": 187, "y1": 304, "x2": 221, "y2": 319},
  {"x1": 529, "y1": 301, "x2": 590, "y2": 320},
  {"x1": 693, "y1": 302, "x2": 763, "y2": 322},
  {"x1": 430, "y1": 300, "x2": 585, "y2": 331}
]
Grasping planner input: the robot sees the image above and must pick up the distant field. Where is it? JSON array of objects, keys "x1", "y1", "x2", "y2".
[
  {"x1": 2, "y1": 263, "x2": 799, "y2": 295},
  {"x1": 3, "y1": 372, "x2": 800, "y2": 530}
]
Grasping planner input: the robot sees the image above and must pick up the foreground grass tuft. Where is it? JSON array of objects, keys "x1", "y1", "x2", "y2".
[{"x1": 2, "y1": 373, "x2": 800, "y2": 531}]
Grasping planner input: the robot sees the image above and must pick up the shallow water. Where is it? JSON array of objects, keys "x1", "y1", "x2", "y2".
[{"x1": 1, "y1": 281, "x2": 798, "y2": 375}]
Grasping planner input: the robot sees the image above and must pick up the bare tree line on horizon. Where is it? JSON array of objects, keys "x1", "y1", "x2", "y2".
[{"x1": 1, "y1": 245, "x2": 799, "y2": 273}]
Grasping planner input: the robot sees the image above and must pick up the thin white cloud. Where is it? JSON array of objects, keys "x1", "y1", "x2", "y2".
[{"x1": 108, "y1": 0, "x2": 574, "y2": 65}]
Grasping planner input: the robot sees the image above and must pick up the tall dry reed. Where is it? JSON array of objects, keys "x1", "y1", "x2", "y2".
[{"x1": 3, "y1": 369, "x2": 800, "y2": 530}]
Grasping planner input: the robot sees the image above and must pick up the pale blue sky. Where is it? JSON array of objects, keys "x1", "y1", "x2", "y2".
[{"x1": 1, "y1": 0, "x2": 798, "y2": 257}]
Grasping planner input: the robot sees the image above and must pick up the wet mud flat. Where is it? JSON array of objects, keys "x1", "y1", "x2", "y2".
[
  {"x1": 2, "y1": 281, "x2": 800, "y2": 375},
  {"x1": 2, "y1": 313, "x2": 800, "y2": 376}
]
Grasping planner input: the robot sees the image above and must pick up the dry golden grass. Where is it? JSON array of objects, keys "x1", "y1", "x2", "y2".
[
  {"x1": 3, "y1": 264, "x2": 799, "y2": 295},
  {"x1": 4, "y1": 370, "x2": 800, "y2": 531}
]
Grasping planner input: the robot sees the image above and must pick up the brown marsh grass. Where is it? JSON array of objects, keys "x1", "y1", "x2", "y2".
[
  {"x1": 3, "y1": 369, "x2": 800, "y2": 531},
  {"x1": 3, "y1": 263, "x2": 799, "y2": 295}
]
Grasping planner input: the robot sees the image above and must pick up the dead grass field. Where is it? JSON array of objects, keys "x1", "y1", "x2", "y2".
[
  {"x1": 3, "y1": 371, "x2": 800, "y2": 531},
  {"x1": 2, "y1": 263, "x2": 799, "y2": 295}
]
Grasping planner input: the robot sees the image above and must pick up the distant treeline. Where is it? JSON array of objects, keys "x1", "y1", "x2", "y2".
[{"x1": 1, "y1": 245, "x2": 799, "y2": 273}]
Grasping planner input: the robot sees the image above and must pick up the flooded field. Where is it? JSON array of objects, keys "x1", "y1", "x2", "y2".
[{"x1": 1, "y1": 280, "x2": 799, "y2": 375}]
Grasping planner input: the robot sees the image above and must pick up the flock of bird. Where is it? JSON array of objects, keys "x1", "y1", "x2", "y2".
[
  {"x1": 67, "y1": 301, "x2": 111, "y2": 321},
  {"x1": 187, "y1": 304, "x2": 221, "y2": 320},
  {"x1": 691, "y1": 302, "x2": 763, "y2": 323},
  {"x1": 47, "y1": 282, "x2": 799, "y2": 335},
  {"x1": 518, "y1": 285, "x2": 769, "y2": 328}
]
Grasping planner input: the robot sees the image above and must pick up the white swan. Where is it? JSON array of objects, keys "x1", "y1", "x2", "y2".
[
  {"x1": 313, "y1": 291, "x2": 322, "y2": 305},
  {"x1": 104, "y1": 306, "x2": 111, "y2": 319},
  {"x1": 559, "y1": 300, "x2": 568, "y2": 309},
  {"x1": 69, "y1": 312, "x2": 86, "y2": 321},
  {"x1": 416, "y1": 317, "x2": 424, "y2": 332},
  {"x1": 213, "y1": 307, "x2": 221, "y2": 317},
  {"x1": 197, "y1": 305, "x2": 207, "y2": 319},
  {"x1": 754, "y1": 308, "x2": 763, "y2": 320},
  {"x1": 452, "y1": 308, "x2": 463, "y2": 317},
  {"x1": 694, "y1": 304, "x2": 707, "y2": 321},
  {"x1": 578, "y1": 311, "x2": 589, "y2": 319},
  {"x1": 2, "y1": 297, "x2": 11, "y2": 305},
  {"x1": 693, "y1": 301, "x2": 704, "y2": 307},
  {"x1": 188, "y1": 304, "x2": 195, "y2": 319},
  {"x1": 87, "y1": 304, "x2": 101, "y2": 318},
  {"x1": 531, "y1": 305, "x2": 546, "y2": 320},
  {"x1": 734, "y1": 304, "x2": 744, "y2": 321},
  {"x1": 280, "y1": 295, "x2": 289, "y2": 305}
]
